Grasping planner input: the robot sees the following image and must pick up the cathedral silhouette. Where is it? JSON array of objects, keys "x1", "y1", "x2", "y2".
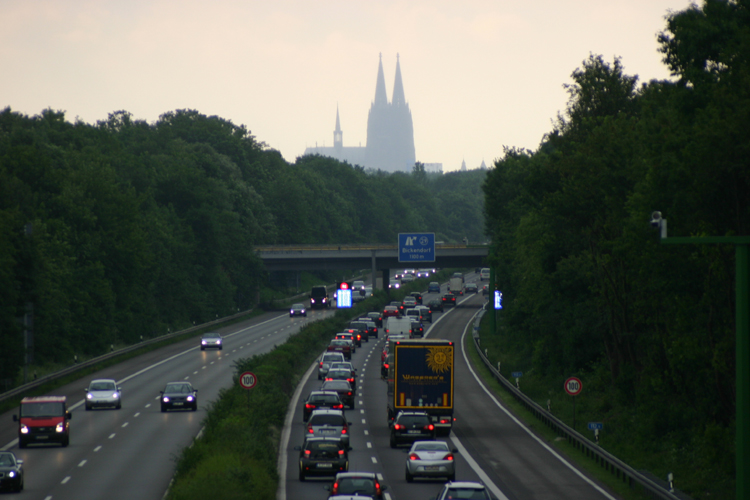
[{"x1": 304, "y1": 54, "x2": 416, "y2": 173}]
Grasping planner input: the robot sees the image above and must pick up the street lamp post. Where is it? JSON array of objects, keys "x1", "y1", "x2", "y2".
[{"x1": 654, "y1": 214, "x2": 750, "y2": 499}]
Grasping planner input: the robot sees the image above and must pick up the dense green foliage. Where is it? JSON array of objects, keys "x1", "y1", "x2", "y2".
[
  {"x1": 482, "y1": 1, "x2": 749, "y2": 497},
  {"x1": 0, "y1": 107, "x2": 485, "y2": 388}
]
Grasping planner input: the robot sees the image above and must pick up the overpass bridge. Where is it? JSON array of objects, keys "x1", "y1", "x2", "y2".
[{"x1": 255, "y1": 244, "x2": 489, "y2": 289}]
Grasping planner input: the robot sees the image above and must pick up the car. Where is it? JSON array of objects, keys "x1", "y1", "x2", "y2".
[
  {"x1": 200, "y1": 331, "x2": 223, "y2": 350},
  {"x1": 13, "y1": 396, "x2": 71, "y2": 448},
  {"x1": 352, "y1": 289, "x2": 366, "y2": 303},
  {"x1": 383, "y1": 305, "x2": 400, "y2": 318},
  {"x1": 330, "y1": 361, "x2": 357, "y2": 381},
  {"x1": 482, "y1": 285, "x2": 490, "y2": 296},
  {"x1": 428, "y1": 281, "x2": 441, "y2": 293},
  {"x1": 85, "y1": 378, "x2": 122, "y2": 410},
  {"x1": 328, "y1": 339, "x2": 353, "y2": 360},
  {"x1": 302, "y1": 391, "x2": 344, "y2": 422},
  {"x1": 290, "y1": 303, "x2": 307, "y2": 317},
  {"x1": 348, "y1": 321, "x2": 370, "y2": 342},
  {"x1": 465, "y1": 282, "x2": 478, "y2": 293},
  {"x1": 336, "y1": 332, "x2": 360, "y2": 349},
  {"x1": 296, "y1": 436, "x2": 350, "y2": 480},
  {"x1": 480, "y1": 268, "x2": 491, "y2": 281},
  {"x1": 306, "y1": 409, "x2": 352, "y2": 447},
  {"x1": 408, "y1": 318, "x2": 424, "y2": 338},
  {"x1": 319, "y1": 352, "x2": 346, "y2": 380},
  {"x1": 400, "y1": 296, "x2": 417, "y2": 314},
  {"x1": 417, "y1": 268, "x2": 432, "y2": 278},
  {"x1": 366, "y1": 311, "x2": 383, "y2": 327},
  {"x1": 160, "y1": 381, "x2": 198, "y2": 412},
  {"x1": 328, "y1": 472, "x2": 387, "y2": 499},
  {"x1": 428, "y1": 298, "x2": 444, "y2": 312},
  {"x1": 441, "y1": 293, "x2": 457, "y2": 307},
  {"x1": 405, "y1": 307, "x2": 423, "y2": 322},
  {"x1": 358, "y1": 318, "x2": 378, "y2": 338},
  {"x1": 415, "y1": 305, "x2": 432, "y2": 322},
  {"x1": 0, "y1": 451, "x2": 24, "y2": 492},
  {"x1": 352, "y1": 280, "x2": 366, "y2": 292},
  {"x1": 434, "y1": 481, "x2": 493, "y2": 500},
  {"x1": 409, "y1": 291, "x2": 423, "y2": 304},
  {"x1": 381, "y1": 343, "x2": 391, "y2": 378},
  {"x1": 405, "y1": 440, "x2": 457, "y2": 482},
  {"x1": 390, "y1": 411, "x2": 435, "y2": 448},
  {"x1": 401, "y1": 273, "x2": 415, "y2": 283},
  {"x1": 320, "y1": 380, "x2": 355, "y2": 409},
  {"x1": 326, "y1": 368, "x2": 356, "y2": 391}
]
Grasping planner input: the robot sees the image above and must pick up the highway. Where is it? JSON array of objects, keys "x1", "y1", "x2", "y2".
[
  {"x1": 282, "y1": 274, "x2": 619, "y2": 500},
  {"x1": 0, "y1": 309, "x2": 332, "y2": 500}
]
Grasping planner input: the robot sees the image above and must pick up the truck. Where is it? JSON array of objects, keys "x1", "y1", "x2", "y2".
[
  {"x1": 384, "y1": 316, "x2": 412, "y2": 338},
  {"x1": 309, "y1": 285, "x2": 331, "y2": 309},
  {"x1": 448, "y1": 277, "x2": 464, "y2": 296},
  {"x1": 386, "y1": 338, "x2": 454, "y2": 435},
  {"x1": 13, "y1": 396, "x2": 72, "y2": 448}
]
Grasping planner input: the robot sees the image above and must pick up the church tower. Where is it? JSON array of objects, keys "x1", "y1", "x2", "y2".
[{"x1": 333, "y1": 105, "x2": 342, "y2": 151}]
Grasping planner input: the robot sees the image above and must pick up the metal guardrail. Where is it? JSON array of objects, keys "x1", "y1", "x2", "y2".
[
  {"x1": 255, "y1": 243, "x2": 483, "y2": 252},
  {"x1": 0, "y1": 308, "x2": 254, "y2": 405},
  {"x1": 471, "y1": 309, "x2": 691, "y2": 500}
]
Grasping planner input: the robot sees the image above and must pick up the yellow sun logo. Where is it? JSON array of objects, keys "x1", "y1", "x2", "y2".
[{"x1": 426, "y1": 347, "x2": 452, "y2": 374}]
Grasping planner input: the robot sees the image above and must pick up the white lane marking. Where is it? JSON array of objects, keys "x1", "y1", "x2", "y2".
[
  {"x1": 44, "y1": 497, "x2": 52, "y2": 500},
  {"x1": 122, "y1": 422, "x2": 129, "y2": 428},
  {"x1": 210, "y1": 361, "x2": 215, "y2": 365},
  {"x1": 377, "y1": 473, "x2": 384, "y2": 481},
  {"x1": 361, "y1": 419, "x2": 366, "y2": 424},
  {"x1": 134, "y1": 412, "x2": 140, "y2": 417},
  {"x1": 183, "y1": 376, "x2": 189, "y2": 380},
  {"x1": 384, "y1": 494, "x2": 393, "y2": 500},
  {"x1": 108, "y1": 433, "x2": 115, "y2": 439},
  {"x1": 193, "y1": 371, "x2": 198, "y2": 375},
  {"x1": 367, "y1": 442, "x2": 372, "y2": 448},
  {"x1": 233, "y1": 349, "x2": 237, "y2": 353},
  {"x1": 254, "y1": 339, "x2": 258, "y2": 342},
  {"x1": 458, "y1": 309, "x2": 617, "y2": 500},
  {"x1": 94, "y1": 446, "x2": 101, "y2": 452},
  {"x1": 364, "y1": 430, "x2": 369, "y2": 436},
  {"x1": 62, "y1": 476, "x2": 71, "y2": 484},
  {"x1": 78, "y1": 460, "x2": 87, "y2": 467},
  {"x1": 371, "y1": 457, "x2": 378, "y2": 464},
  {"x1": 146, "y1": 403, "x2": 152, "y2": 408},
  {"x1": 202, "y1": 366, "x2": 207, "y2": 369}
]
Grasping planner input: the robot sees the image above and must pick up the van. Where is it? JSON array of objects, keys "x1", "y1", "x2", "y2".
[
  {"x1": 13, "y1": 396, "x2": 71, "y2": 448},
  {"x1": 480, "y1": 268, "x2": 491, "y2": 281},
  {"x1": 310, "y1": 285, "x2": 331, "y2": 309}
]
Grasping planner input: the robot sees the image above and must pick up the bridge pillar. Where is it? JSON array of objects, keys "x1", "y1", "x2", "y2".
[
  {"x1": 371, "y1": 250, "x2": 377, "y2": 289},
  {"x1": 383, "y1": 269, "x2": 390, "y2": 295}
]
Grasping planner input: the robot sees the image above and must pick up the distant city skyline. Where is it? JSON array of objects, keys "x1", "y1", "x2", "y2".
[{"x1": 0, "y1": 0, "x2": 694, "y2": 172}]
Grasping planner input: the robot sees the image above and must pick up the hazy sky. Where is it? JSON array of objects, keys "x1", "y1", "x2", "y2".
[{"x1": 1, "y1": 0, "x2": 693, "y2": 172}]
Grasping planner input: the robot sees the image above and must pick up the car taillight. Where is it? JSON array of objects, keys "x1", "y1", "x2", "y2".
[
  {"x1": 332, "y1": 482, "x2": 339, "y2": 494},
  {"x1": 375, "y1": 482, "x2": 382, "y2": 495},
  {"x1": 409, "y1": 453, "x2": 420, "y2": 460},
  {"x1": 357, "y1": 334, "x2": 361, "y2": 341},
  {"x1": 305, "y1": 404, "x2": 315, "y2": 409},
  {"x1": 347, "y1": 391, "x2": 352, "y2": 396},
  {"x1": 393, "y1": 424, "x2": 403, "y2": 430},
  {"x1": 325, "y1": 377, "x2": 333, "y2": 381},
  {"x1": 347, "y1": 378, "x2": 354, "y2": 383},
  {"x1": 333, "y1": 403, "x2": 343, "y2": 409},
  {"x1": 304, "y1": 450, "x2": 311, "y2": 456},
  {"x1": 307, "y1": 427, "x2": 314, "y2": 434},
  {"x1": 426, "y1": 424, "x2": 435, "y2": 431},
  {"x1": 319, "y1": 362, "x2": 323, "y2": 367},
  {"x1": 384, "y1": 363, "x2": 389, "y2": 369},
  {"x1": 440, "y1": 418, "x2": 450, "y2": 424},
  {"x1": 445, "y1": 453, "x2": 454, "y2": 461},
  {"x1": 338, "y1": 449, "x2": 345, "y2": 455},
  {"x1": 341, "y1": 428, "x2": 347, "y2": 434}
]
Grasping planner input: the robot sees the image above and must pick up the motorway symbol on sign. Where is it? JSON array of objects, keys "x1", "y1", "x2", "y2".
[
  {"x1": 587, "y1": 422, "x2": 604, "y2": 430},
  {"x1": 564, "y1": 376, "x2": 582, "y2": 396},
  {"x1": 398, "y1": 233, "x2": 435, "y2": 263},
  {"x1": 511, "y1": 371, "x2": 523, "y2": 378},
  {"x1": 239, "y1": 371, "x2": 257, "y2": 389}
]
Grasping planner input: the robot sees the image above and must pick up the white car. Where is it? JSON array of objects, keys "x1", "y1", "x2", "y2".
[
  {"x1": 85, "y1": 378, "x2": 122, "y2": 410},
  {"x1": 405, "y1": 440, "x2": 457, "y2": 482}
]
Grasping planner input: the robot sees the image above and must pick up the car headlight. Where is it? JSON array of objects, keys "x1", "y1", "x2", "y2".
[
  {"x1": 8, "y1": 470, "x2": 16, "y2": 478},
  {"x1": 112, "y1": 393, "x2": 119, "y2": 399},
  {"x1": 56, "y1": 422, "x2": 64, "y2": 433},
  {"x1": 163, "y1": 396, "x2": 170, "y2": 403},
  {"x1": 201, "y1": 340, "x2": 207, "y2": 345},
  {"x1": 20, "y1": 424, "x2": 28, "y2": 434},
  {"x1": 301, "y1": 309, "x2": 305, "y2": 313},
  {"x1": 87, "y1": 393, "x2": 93, "y2": 400},
  {"x1": 186, "y1": 396, "x2": 194, "y2": 402}
]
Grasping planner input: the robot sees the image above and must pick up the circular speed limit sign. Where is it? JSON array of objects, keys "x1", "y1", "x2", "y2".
[
  {"x1": 564, "y1": 376, "x2": 582, "y2": 396},
  {"x1": 239, "y1": 371, "x2": 257, "y2": 390}
]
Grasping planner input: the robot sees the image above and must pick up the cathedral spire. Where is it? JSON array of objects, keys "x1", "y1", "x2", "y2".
[
  {"x1": 333, "y1": 104, "x2": 342, "y2": 149},
  {"x1": 392, "y1": 53, "x2": 406, "y2": 107},
  {"x1": 373, "y1": 52, "x2": 388, "y2": 107}
]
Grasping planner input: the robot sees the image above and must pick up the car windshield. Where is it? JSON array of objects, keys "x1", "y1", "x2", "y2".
[
  {"x1": 90, "y1": 381, "x2": 116, "y2": 391},
  {"x1": 414, "y1": 442, "x2": 449, "y2": 451},
  {"x1": 165, "y1": 383, "x2": 192, "y2": 393},
  {"x1": 203, "y1": 333, "x2": 220, "y2": 338},
  {"x1": 310, "y1": 415, "x2": 345, "y2": 426},
  {"x1": 337, "y1": 477, "x2": 375, "y2": 495},
  {"x1": 444, "y1": 487, "x2": 489, "y2": 499},
  {"x1": 20, "y1": 401, "x2": 65, "y2": 417},
  {"x1": 292, "y1": 303, "x2": 304, "y2": 309},
  {"x1": 0, "y1": 453, "x2": 16, "y2": 466}
]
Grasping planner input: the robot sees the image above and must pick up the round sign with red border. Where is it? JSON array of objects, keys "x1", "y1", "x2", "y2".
[
  {"x1": 239, "y1": 371, "x2": 257, "y2": 389},
  {"x1": 564, "y1": 376, "x2": 582, "y2": 396}
]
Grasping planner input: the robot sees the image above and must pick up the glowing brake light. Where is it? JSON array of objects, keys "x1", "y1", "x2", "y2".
[
  {"x1": 341, "y1": 428, "x2": 347, "y2": 434},
  {"x1": 425, "y1": 424, "x2": 435, "y2": 431},
  {"x1": 393, "y1": 424, "x2": 403, "y2": 430},
  {"x1": 446, "y1": 453, "x2": 455, "y2": 461},
  {"x1": 304, "y1": 449, "x2": 311, "y2": 456},
  {"x1": 307, "y1": 427, "x2": 314, "y2": 434},
  {"x1": 409, "y1": 453, "x2": 420, "y2": 460},
  {"x1": 332, "y1": 403, "x2": 343, "y2": 409},
  {"x1": 305, "y1": 403, "x2": 316, "y2": 409},
  {"x1": 338, "y1": 449, "x2": 345, "y2": 455},
  {"x1": 332, "y1": 482, "x2": 339, "y2": 494}
]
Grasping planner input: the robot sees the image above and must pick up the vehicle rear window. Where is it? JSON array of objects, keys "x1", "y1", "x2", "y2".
[
  {"x1": 310, "y1": 414, "x2": 345, "y2": 425},
  {"x1": 309, "y1": 441, "x2": 341, "y2": 453},
  {"x1": 322, "y1": 381, "x2": 350, "y2": 390},
  {"x1": 445, "y1": 487, "x2": 489, "y2": 499},
  {"x1": 311, "y1": 395, "x2": 340, "y2": 404},
  {"x1": 398, "y1": 415, "x2": 431, "y2": 426},
  {"x1": 338, "y1": 478, "x2": 375, "y2": 494}
]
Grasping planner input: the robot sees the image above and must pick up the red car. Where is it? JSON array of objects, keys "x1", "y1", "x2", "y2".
[
  {"x1": 383, "y1": 305, "x2": 400, "y2": 318},
  {"x1": 327, "y1": 339, "x2": 352, "y2": 360}
]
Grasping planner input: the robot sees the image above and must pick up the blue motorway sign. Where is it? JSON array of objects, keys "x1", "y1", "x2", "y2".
[
  {"x1": 337, "y1": 289, "x2": 352, "y2": 308},
  {"x1": 398, "y1": 233, "x2": 435, "y2": 263},
  {"x1": 587, "y1": 422, "x2": 604, "y2": 431},
  {"x1": 494, "y1": 290, "x2": 503, "y2": 310},
  {"x1": 511, "y1": 371, "x2": 523, "y2": 378}
]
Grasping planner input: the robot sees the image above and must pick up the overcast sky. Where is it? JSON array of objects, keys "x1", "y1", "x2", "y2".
[{"x1": 1, "y1": 0, "x2": 693, "y2": 172}]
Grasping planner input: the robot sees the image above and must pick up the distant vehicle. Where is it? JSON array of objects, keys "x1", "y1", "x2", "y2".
[
  {"x1": 0, "y1": 451, "x2": 24, "y2": 492},
  {"x1": 366, "y1": 311, "x2": 383, "y2": 327},
  {"x1": 319, "y1": 380, "x2": 355, "y2": 409},
  {"x1": 465, "y1": 282, "x2": 478, "y2": 293},
  {"x1": 326, "y1": 368, "x2": 356, "y2": 391},
  {"x1": 352, "y1": 280, "x2": 365, "y2": 291},
  {"x1": 358, "y1": 318, "x2": 378, "y2": 339},
  {"x1": 427, "y1": 281, "x2": 441, "y2": 293},
  {"x1": 448, "y1": 277, "x2": 464, "y2": 295},
  {"x1": 417, "y1": 269, "x2": 432, "y2": 278},
  {"x1": 330, "y1": 361, "x2": 357, "y2": 380},
  {"x1": 302, "y1": 390, "x2": 344, "y2": 421},
  {"x1": 427, "y1": 298, "x2": 444, "y2": 312},
  {"x1": 452, "y1": 271, "x2": 464, "y2": 283},
  {"x1": 385, "y1": 316, "x2": 412, "y2": 338},
  {"x1": 327, "y1": 339, "x2": 352, "y2": 360},
  {"x1": 441, "y1": 293, "x2": 457, "y2": 306},
  {"x1": 296, "y1": 436, "x2": 350, "y2": 480},
  {"x1": 415, "y1": 305, "x2": 432, "y2": 322},
  {"x1": 409, "y1": 291, "x2": 423, "y2": 304},
  {"x1": 408, "y1": 318, "x2": 425, "y2": 338},
  {"x1": 400, "y1": 296, "x2": 418, "y2": 314},
  {"x1": 390, "y1": 411, "x2": 435, "y2": 448},
  {"x1": 434, "y1": 481, "x2": 492, "y2": 500},
  {"x1": 290, "y1": 303, "x2": 307, "y2": 317},
  {"x1": 306, "y1": 409, "x2": 352, "y2": 447},
  {"x1": 405, "y1": 440, "x2": 457, "y2": 482},
  {"x1": 160, "y1": 382, "x2": 198, "y2": 412},
  {"x1": 480, "y1": 268, "x2": 490, "y2": 281},
  {"x1": 200, "y1": 332, "x2": 223, "y2": 350},
  {"x1": 310, "y1": 285, "x2": 331, "y2": 309},
  {"x1": 387, "y1": 338, "x2": 454, "y2": 435},
  {"x1": 327, "y1": 472, "x2": 388, "y2": 499},
  {"x1": 347, "y1": 321, "x2": 370, "y2": 342},
  {"x1": 383, "y1": 305, "x2": 400, "y2": 318},
  {"x1": 405, "y1": 308, "x2": 423, "y2": 322},
  {"x1": 13, "y1": 396, "x2": 71, "y2": 448},
  {"x1": 85, "y1": 378, "x2": 122, "y2": 410},
  {"x1": 336, "y1": 331, "x2": 360, "y2": 348},
  {"x1": 482, "y1": 285, "x2": 490, "y2": 296},
  {"x1": 318, "y1": 352, "x2": 346, "y2": 380},
  {"x1": 401, "y1": 273, "x2": 415, "y2": 283}
]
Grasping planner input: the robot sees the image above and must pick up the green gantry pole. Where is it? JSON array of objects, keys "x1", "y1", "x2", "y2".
[{"x1": 661, "y1": 235, "x2": 750, "y2": 499}]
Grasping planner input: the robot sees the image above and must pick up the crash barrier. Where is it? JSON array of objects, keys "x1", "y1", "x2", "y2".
[
  {"x1": 472, "y1": 308, "x2": 692, "y2": 500},
  {"x1": 0, "y1": 308, "x2": 254, "y2": 405}
]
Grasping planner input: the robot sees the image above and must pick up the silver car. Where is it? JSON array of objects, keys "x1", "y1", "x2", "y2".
[
  {"x1": 85, "y1": 379, "x2": 122, "y2": 410},
  {"x1": 200, "y1": 332, "x2": 223, "y2": 350},
  {"x1": 318, "y1": 352, "x2": 346, "y2": 380},
  {"x1": 405, "y1": 440, "x2": 457, "y2": 482},
  {"x1": 305, "y1": 409, "x2": 352, "y2": 447}
]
